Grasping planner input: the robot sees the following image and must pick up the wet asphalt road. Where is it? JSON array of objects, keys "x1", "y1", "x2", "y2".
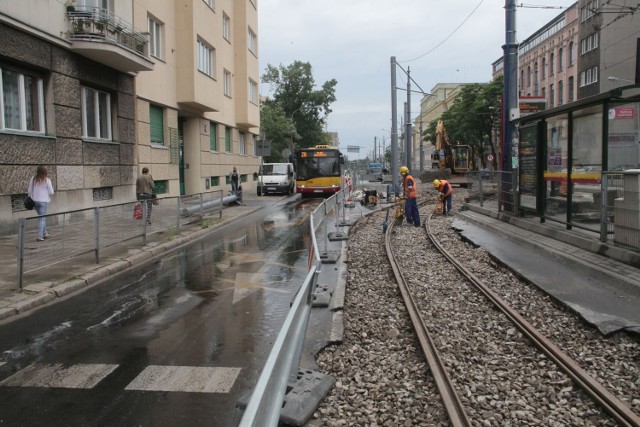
[{"x1": 0, "y1": 197, "x2": 322, "y2": 426}]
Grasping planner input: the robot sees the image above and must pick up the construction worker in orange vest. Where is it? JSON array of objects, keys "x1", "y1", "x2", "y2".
[
  {"x1": 433, "y1": 179, "x2": 453, "y2": 215},
  {"x1": 400, "y1": 166, "x2": 420, "y2": 227}
]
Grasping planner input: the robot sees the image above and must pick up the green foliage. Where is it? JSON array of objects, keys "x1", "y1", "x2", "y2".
[
  {"x1": 427, "y1": 76, "x2": 503, "y2": 170},
  {"x1": 261, "y1": 61, "x2": 337, "y2": 155}
]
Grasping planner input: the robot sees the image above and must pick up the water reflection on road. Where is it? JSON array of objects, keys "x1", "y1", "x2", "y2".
[{"x1": 0, "y1": 197, "x2": 322, "y2": 426}]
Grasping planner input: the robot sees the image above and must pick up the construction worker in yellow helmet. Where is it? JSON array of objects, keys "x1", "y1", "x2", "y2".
[
  {"x1": 434, "y1": 179, "x2": 454, "y2": 215},
  {"x1": 400, "y1": 166, "x2": 420, "y2": 227}
]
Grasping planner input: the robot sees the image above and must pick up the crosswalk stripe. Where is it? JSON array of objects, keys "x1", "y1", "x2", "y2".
[
  {"x1": 125, "y1": 365, "x2": 241, "y2": 393},
  {"x1": 0, "y1": 363, "x2": 118, "y2": 389}
]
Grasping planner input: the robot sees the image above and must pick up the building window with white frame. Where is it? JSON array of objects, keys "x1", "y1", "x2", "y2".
[
  {"x1": 248, "y1": 78, "x2": 258, "y2": 104},
  {"x1": 81, "y1": 86, "x2": 112, "y2": 140},
  {"x1": 248, "y1": 27, "x2": 257, "y2": 55},
  {"x1": 203, "y1": 0, "x2": 214, "y2": 9},
  {"x1": 197, "y1": 38, "x2": 214, "y2": 77},
  {"x1": 223, "y1": 13, "x2": 231, "y2": 42},
  {"x1": 0, "y1": 66, "x2": 45, "y2": 133},
  {"x1": 224, "y1": 70, "x2": 232, "y2": 97},
  {"x1": 148, "y1": 15, "x2": 163, "y2": 59},
  {"x1": 239, "y1": 131, "x2": 245, "y2": 155}
]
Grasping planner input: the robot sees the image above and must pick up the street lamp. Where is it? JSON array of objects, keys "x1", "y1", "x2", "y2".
[{"x1": 608, "y1": 76, "x2": 636, "y2": 84}]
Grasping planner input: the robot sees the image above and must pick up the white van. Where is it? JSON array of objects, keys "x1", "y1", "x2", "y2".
[{"x1": 257, "y1": 163, "x2": 296, "y2": 196}]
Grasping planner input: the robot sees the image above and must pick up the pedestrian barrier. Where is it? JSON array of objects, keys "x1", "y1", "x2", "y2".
[
  {"x1": 15, "y1": 190, "x2": 225, "y2": 289},
  {"x1": 239, "y1": 186, "x2": 350, "y2": 426}
]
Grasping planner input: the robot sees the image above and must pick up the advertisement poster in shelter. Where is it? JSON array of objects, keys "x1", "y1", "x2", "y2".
[{"x1": 519, "y1": 125, "x2": 538, "y2": 210}]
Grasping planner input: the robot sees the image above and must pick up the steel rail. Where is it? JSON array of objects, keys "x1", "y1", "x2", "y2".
[
  {"x1": 385, "y1": 215, "x2": 472, "y2": 427},
  {"x1": 426, "y1": 211, "x2": 640, "y2": 427}
]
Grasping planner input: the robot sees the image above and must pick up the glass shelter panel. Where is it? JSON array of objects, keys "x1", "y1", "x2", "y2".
[
  {"x1": 544, "y1": 114, "x2": 569, "y2": 221},
  {"x1": 608, "y1": 102, "x2": 640, "y2": 171},
  {"x1": 571, "y1": 106, "x2": 602, "y2": 231}
]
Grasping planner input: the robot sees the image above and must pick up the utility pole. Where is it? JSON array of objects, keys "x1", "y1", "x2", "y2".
[
  {"x1": 406, "y1": 67, "x2": 412, "y2": 172},
  {"x1": 419, "y1": 120, "x2": 424, "y2": 172},
  {"x1": 391, "y1": 56, "x2": 399, "y2": 194},
  {"x1": 503, "y1": 0, "x2": 519, "y2": 210}
]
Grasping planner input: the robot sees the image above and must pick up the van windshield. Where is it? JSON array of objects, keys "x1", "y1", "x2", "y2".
[{"x1": 261, "y1": 164, "x2": 289, "y2": 175}]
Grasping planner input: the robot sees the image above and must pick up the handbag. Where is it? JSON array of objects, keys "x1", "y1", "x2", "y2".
[
  {"x1": 24, "y1": 196, "x2": 35, "y2": 210},
  {"x1": 133, "y1": 202, "x2": 142, "y2": 219}
]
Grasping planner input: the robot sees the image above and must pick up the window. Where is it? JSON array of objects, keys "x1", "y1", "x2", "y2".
[
  {"x1": 558, "y1": 80, "x2": 564, "y2": 106},
  {"x1": 77, "y1": 0, "x2": 108, "y2": 10},
  {"x1": 549, "y1": 84, "x2": 554, "y2": 108},
  {"x1": 249, "y1": 79, "x2": 258, "y2": 104},
  {"x1": 203, "y1": 0, "x2": 214, "y2": 9},
  {"x1": 542, "y1": 58, "x2": 546, "y2": 80},
  {"x1": 248, "y1": 27, "x2": 257, "y2": 54},
  {"x1": 224, "y1": 70, "x2": 232, "y2": 97},
  {"x1": 209, "y1": 121, "x2": 217, "y2": 151},
  {"x1": 558, "y1": 47, "x2": 564, "y2": 71},
  {"x1": 223, "y1": 14, "x2": 231, "y2": 41},
  {"x1": 150, "y1": 104, "x2": 164, "y2": 144},
  {"x1": 239, "y1": 131, "x2": 245, "y2": 155},
  {"x1": 580, "y1": 66, "x2": 599, "y2": 87},
  {"x1": 148, "y1": 16, "x2": 163, "y2": 59},
  {"x1": 81, "y1": 86, "x2": 111, "y2": 140},
  {"x1": 568, "y1": 76, "x2": 574, "y2": 102},
  {"x1": 569, "y1": 42, "x2": 575, "y2": 66},
  {"x1": 534, "y1": 62, "x2": 539, "y2": 95},
  {"x1": 197, "y1": 39, "x2": 214, "y2": 77},
  {"x1": 93, "y1": 187, "x2": 113, "y2": 201},
  {"x1": 549, "y1": 52, "x2": 555, "y2": 76},
  {"x1": 211, "y1": 176, "x2": 219, "y2": 187},
  {"x1": 225, "y1": 126, "x2": 231, "y2": 152},
  {"x1": 526, "y1": 66, "x2": 531, "y2": 87},
  {"x1": 153, "y1": 180, "x2": 168, "y2": 194},
  {"x1": 0, "y1": 66, "x2": 45, "y2": 132}
]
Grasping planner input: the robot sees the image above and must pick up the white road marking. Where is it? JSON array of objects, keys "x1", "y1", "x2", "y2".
[
  {"x1": 125, "y1": 365, "x2": 241, "y2": 393},
  {"x1": 0, "y1": 363, "x2": 118, "y2": 389}
]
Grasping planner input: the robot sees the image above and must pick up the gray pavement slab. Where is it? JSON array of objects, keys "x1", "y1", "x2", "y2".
[{"x1": 455, "y1": 209, "x2": 640, "y2": 335}]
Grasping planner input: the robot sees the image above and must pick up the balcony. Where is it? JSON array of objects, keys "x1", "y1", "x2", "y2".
[{"x1": 65, "y1": 7, "x2": 154, "y2": 73}]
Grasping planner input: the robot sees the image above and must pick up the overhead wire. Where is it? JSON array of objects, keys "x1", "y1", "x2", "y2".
[{"x1": 400, "y1": 0, "x2": 484, "y2": 63}]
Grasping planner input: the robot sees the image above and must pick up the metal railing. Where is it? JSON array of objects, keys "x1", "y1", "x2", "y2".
[
  {"x1": 66, "y1": 7, "x2": 149, "y2": 57},
  {"x1": 16, "y1": 190, "x2": 226, "y2": 288},
  {"x1": 239, "y1": 185, "x2": 351, "y2": 426}
]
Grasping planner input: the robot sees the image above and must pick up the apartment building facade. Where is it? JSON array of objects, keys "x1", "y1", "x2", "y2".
[
  {"x1": 133, "y1": 0, "x2": 260, "y2": 197},
  {"x1": 0, "y1": 0, "x2": 259, "y2": 228},
  {"x1": 518, "y1": 3, "x2": 579, "y2": 109}
]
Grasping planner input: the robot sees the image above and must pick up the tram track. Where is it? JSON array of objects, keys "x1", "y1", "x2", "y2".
[
  {"x1": 312, "y1": 191, "x2": 638, "y2": 426},
  {"x1": 384, "y1": 202, "x2": 640, "y2": 426}
]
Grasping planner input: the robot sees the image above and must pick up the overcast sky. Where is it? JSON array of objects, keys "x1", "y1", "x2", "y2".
[{"x1": 259, "y1": 0, "x2": 577, "y2": 160}]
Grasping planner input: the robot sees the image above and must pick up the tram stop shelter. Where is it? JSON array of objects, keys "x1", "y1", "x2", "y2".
[{"x1": 513, "y1": 84, "x2": 640, "y2": 250}]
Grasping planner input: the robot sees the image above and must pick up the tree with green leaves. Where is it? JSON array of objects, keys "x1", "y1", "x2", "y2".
[
  {"x1": 424, "y1": 76, "x2": 503, "y2": 170},
  {"x1": 261, "y1": 61, "x2": 337, "y2": 160}
]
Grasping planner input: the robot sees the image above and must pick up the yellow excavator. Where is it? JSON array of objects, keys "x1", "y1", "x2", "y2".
[{"x1": 422, "y1": 120, "x2": 473, "y2": 187}]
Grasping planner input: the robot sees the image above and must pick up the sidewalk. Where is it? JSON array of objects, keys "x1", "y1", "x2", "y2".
[{"x1": 0, "y1": 193, "x2": 276, "y2": 322}]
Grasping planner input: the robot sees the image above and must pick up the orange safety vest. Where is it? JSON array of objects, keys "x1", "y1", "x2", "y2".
[
  {"x1": 438, "y1": 180, "x2": 453, "y2": 198},
  {"x1": 403, "y1": 174, "x2": 418, "y2": 198}
]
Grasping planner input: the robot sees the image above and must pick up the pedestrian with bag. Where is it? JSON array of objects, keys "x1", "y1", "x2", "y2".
[
  {"x1": 433, "y1": 179, "x2": 454, "y2": 215},
  {"x1": 229, "y1": 166, "x2": 239, "y2": 194},
  {"x1": 400, "y1": 166, "x2": 420, "y2": 227},
  {"x1": 136, "y1": 167, "x2": 154, "y2": 224},
  {"x1": 28, "y1": 165, "x2": 54, "y2": 242}
]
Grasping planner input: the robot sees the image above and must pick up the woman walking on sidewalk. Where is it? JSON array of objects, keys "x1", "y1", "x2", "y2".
[{"x1": 28, "y1": 165, "x2": 54, "y2": 242}]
